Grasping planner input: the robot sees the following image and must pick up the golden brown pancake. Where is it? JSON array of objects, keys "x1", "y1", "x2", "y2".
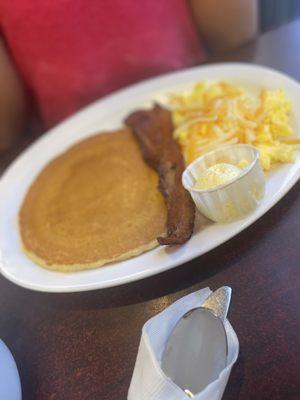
[{"x1": 19, "y1": 129, "x2": 167, "y2": 271}]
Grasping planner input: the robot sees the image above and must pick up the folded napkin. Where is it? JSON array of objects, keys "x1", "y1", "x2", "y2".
[{"x1": 128, "y1": 288, "x2": 239, "y2": 400}]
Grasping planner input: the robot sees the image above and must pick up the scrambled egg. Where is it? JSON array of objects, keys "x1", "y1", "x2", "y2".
[{"x1": 169, "y1": 81, "x2": 300, "y2": 170}]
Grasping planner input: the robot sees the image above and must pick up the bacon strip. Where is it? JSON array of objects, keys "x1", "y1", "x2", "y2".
[{"x1": 125, "y1": 104, "x2": 195, "y2": 245}]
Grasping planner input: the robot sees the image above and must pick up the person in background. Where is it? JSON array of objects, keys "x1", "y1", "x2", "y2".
[{"x1": 0, "y1": 0, "x2": 257, "y2": 152}]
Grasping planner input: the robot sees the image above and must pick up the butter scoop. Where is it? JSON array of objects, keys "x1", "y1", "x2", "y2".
[
  {"x1": 194, "y1": 163, "x2": 242, "y2": 190},
  {"x1": 182, "y1": 144, "x2": 265, "y2": 222}
]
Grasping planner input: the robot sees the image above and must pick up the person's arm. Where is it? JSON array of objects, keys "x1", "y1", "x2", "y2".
[
  {"x1": 0, "y1": 38, "x2": 27, "y2": 152},
  {"x1": 189, "y1": 0, "x2": 258, "y2": 54}
]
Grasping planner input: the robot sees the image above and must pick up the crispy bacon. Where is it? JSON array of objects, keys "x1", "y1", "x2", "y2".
[{"x1": 125, "y1": 104, "x2": 195, "y2": 245}]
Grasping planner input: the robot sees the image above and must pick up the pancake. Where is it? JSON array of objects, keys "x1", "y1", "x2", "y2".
[{"x1": 19, "y1": 129, "x2": 167, "y2": 271}]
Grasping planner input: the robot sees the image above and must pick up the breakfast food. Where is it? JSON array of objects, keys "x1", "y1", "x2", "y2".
[
  {"x1": 169, "y1": 81, "x2": 300, "y2": 169},
  {"x1": 19, "y1": 80, "x2": 298, "y2": 272},
  {"x1": 182, "y1": 145, "x2": 265, "y2": 223},
  {"x1": 125, "y1": 104, "x2": 195, "y2": 245},
  {"x1": 193, "y1": 160, "x2": 249, "y2": 190},
  {"x1": 19, "y1": 130, "x2": 167, "y2": 271}
]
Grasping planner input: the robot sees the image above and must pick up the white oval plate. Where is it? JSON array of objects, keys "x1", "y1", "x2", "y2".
[{"x1": 0, "y1": 63, "x2": 299, "y2": 292}]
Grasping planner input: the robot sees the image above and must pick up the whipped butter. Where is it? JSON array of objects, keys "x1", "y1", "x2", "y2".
[{"x1": 194, "y1": 161, "x2": 248, "y2": 190}]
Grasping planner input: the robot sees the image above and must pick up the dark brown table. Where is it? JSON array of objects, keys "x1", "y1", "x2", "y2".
[{"x1": 1, "y1": 21, "x2": 300, "y2": 400}]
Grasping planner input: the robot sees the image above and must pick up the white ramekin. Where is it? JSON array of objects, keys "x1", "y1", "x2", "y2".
[{"x1": 182, "y1": 144, "x2": 266, "y2": 223}]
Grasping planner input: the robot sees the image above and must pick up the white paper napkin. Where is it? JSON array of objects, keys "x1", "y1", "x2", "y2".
[{"x1": 128, "y1": 288, "x2": 239, "y2": 400}]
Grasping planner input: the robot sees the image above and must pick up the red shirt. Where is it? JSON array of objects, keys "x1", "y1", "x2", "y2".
[{"x1": 0, "y1": 0, "x2": 205, "y2": 128}]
